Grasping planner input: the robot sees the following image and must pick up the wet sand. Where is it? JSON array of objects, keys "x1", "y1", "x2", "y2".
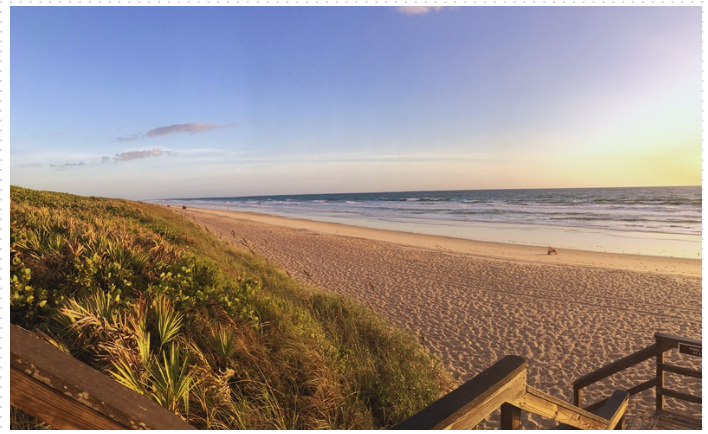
[{"x1": 171, "y1": 207, "x2": 702, "y2": 428}]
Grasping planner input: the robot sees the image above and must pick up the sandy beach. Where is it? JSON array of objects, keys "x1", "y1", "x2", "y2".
[{"x1": 171, "y1": 206, "x2": 702, "y2": 428}]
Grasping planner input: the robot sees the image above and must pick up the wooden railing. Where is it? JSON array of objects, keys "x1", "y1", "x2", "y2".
[
  {"x1": 393, "y1": 355, "x2": 628, "y2": 430},
  {"x1": 573, "y1": 333, "x2": 702, "y2": 413},
  {"x1": 10, "y1": 324, "x2": 195, "y2": 430}
]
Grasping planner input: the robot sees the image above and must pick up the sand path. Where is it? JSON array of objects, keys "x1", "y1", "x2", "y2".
[{"x1": 172, "y1": 207, "x2": 702, "y2": 428}]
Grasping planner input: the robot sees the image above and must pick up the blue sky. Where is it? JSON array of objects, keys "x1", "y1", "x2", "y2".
[{"x1": 11, "y1": 6, "x2": 701, "y2": 199}]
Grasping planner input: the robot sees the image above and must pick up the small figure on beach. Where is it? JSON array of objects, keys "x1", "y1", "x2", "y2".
[{"x1": 547, "y1": 247, "x2": 558, "y2": 255}]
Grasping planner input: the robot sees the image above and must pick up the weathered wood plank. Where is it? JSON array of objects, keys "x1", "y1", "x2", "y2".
[
  {"x1": 654, "y1": 333, "x2": 701, "y2": 352},
  {"x1": 500, "y1": 403, "x2": 522, "y2": 430},
  {"x1": 446, "y1": 369, "x2": 527, "y2": 430},
  {"x1": 10, "y1": 324, "x2": 195, "y2": 430},
  {"x1": 11, "y1": 367, "x2": 125, "y2": 430},
  {"x1": 591, "y1": 390, "x2": 629, "y2": 430},
  {"x1": 656, "y1": 344, "x2": 665, "y2": 412},
  {"x1": 573, "y1": 344, "x2": 658, "y2": 390},
  {"x1": 638, "y1": 412, "x2": 660, "y2": 430},
  {"x1": 392, "y1": 355, "x2": 527, "y2": 430},
  {"x1": 655, "y1": 410, "x2": 702, "y2": 430},
  {"x1": 512, "y1": 386, "x2": 609, "y2": 430},
  {"x1": 624, "y1": 412, "x2": 651, "y2": 430},
  {"x1": 573, "y1": 387, "x2": 582, "y2": 407},
  {"x1": 658, "y1": 363, "x2": 702, "y2": 379},
  {"x1": 660, "y1": 387, "x2": 702, "y2": 405}
]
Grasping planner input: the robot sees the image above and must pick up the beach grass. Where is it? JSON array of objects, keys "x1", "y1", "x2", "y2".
[{"x1": 10, "y1": 186, "x2": 451, "y2": 429}]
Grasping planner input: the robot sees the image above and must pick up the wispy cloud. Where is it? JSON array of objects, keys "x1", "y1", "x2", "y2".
[
  {"x1": 147, "y1": 122, "x2": 225, "y2": 138},
  {"x1": 114, "y1": 147, "x2": 164, "y2": 162},
  {"x1": 396, "y1": 6, "x2": 443, "y2": 16},
  {"x1": 115, "y1": 122, "x2": 228, "y2": 142},
  {"x1": 116, "y1": 134, "x2": 140, "y2": 142},
  {"x1": 50, "y1": 161, "x2": 85, "y2": 170}
]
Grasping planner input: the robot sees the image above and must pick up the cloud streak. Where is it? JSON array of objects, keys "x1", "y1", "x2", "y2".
[
  {"x1": 115, "y1": 122, "x2": 228, "y2": 142},
  {"x1": 396, "y1": 6, "x2": 443, "y2": 16},
  {"x1": 147, "y1": 122, "x2": 225, "y2": 137},
  {"x1": 116, "y1": 134, "x2": 140, "y2": 142},
  {"x1": 50, "y1": 162, "x2": 86, "y2": 170},
  {"x1": 114, "y1": 147, "x2": 164, "y2": 162}
]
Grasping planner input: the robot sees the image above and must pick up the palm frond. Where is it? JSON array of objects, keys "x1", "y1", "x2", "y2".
[
  {"x1": 110, "y1": 357, "x2": 147, "y2": 395},
  {"x1": 153, "y1": 296, "x2": 183, "y2": 348},
  {"x1": 208, "y1": 325, "x2": 238, "y2": 359},
  {"x1": 149, "y1": 343, "x2": 192, "y2": 414}
]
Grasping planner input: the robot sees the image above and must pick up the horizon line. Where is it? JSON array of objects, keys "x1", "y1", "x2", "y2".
[{"x1": 157, "y1": 184, "x2": 701, "y2": 202}]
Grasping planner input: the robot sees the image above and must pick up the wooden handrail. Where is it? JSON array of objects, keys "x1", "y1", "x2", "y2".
[
  {"x1": 657, "y1": 363, "x2": 701, "y2": 379},
  {"x1": 511, "y1": 385, "x2": 612, "y2": 430},
  {"x1": 394, "y1": 355, "x2": 627, "y2": 430},
  {"x1": 584, "y1": 378, "x2": 659, "y2": 413},
  {"x1": 574, "y1": 344, "x2": 659, "y2": 391},
  {"x1": 392, "y1": 355, "x2": 527, "y2": 429},
  {"x1": 654, "y1": 333, "x2": 701, "y2": 351},
  {"x1": 555, "y1": 390, "x2": 630, "y2": 430},
  {"x1": 10, "y1": 324, "x2": 195, "y2": 430},
  {"x1": 660, "y1": 388, "x2": 702, "y2": 405},
  {"x1": 573, "y1": 333, "x2": 701, "y2": 413},
  {"x1": 593, "y1": 390, "x2": 630, "y2": 430}
]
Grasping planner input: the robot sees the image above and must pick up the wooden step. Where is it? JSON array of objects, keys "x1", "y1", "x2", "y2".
[
  {"x1": 624, "y1": 412, "x2": 659, "y2": 430},
  {"x1": 623, "y1": 410, "x2": 702, "y2": 430},
  {"x1": 655, "y1": 410, "x2": 702, "y2": 430}
]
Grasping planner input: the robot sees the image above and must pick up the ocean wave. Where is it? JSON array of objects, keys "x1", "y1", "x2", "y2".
[
  {"x1": 381, "y1": 197, "x2": 452, "y2": 202},
  {"x1": 157, "y1": 186, "x2": 700, "y2": 237}
]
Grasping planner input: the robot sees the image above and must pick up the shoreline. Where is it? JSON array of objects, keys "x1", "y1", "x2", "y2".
[
  {"x1": 168, "y1": 206, "x2": 701, "y2": 277},
  {"x1": 151, "y1": 187, "x2": 701, "y2": 259}
]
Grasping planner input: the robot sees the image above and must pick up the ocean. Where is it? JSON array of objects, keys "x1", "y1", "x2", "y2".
[{"x1": 153, "y1": 186, "x2": 702, "y2": 258}]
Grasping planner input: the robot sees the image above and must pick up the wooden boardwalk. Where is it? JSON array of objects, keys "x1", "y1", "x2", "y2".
[
  {"x1": 396, "y1": 332, "x2": 701, "y2": 430},
  {"x1": 624, "y1": 410, "x2": 702, "y2": 430},
  {"x1": 572, "y1": 333, "x2": 701, "y2": 430}
]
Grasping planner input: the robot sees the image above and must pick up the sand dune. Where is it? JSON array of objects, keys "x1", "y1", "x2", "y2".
[{"x1": 171, "y1": 207, "x2": 702, "y2": 428}]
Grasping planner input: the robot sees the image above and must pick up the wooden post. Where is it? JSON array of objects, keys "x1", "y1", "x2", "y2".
[
  {"x1": 573, "y1": 387, "x2": 582, "y2": 408},
  {"x1": 500, "y1": 403, "x2": 522, "y2": 429},
  {"x1": 656, "y1": 337, "x2": 664, "y2": 413},
  {"x1": 392, "y1": 356, "x2": 528, "y2": 430},
  {"x1": 614, "y1": 414, "x2": 625, "y2": 430}
]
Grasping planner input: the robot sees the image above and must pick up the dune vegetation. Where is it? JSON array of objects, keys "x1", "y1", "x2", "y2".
[{"x1": 10, "y1": 186, "x2": 450, "y2": 429}]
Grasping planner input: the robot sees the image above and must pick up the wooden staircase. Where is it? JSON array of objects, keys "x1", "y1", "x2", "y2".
[
  {"x1": 395, "y1": 333, "x2": 701, "y2": 430},
  {"x1": 393, "y1": 356, "x2": 629, "y2": 430},
  {"x1": 574, "y1": 333, "x2": 702, "y2": 430}
]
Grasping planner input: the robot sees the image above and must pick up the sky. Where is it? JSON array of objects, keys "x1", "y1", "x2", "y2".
[{"x1": 11, "y1": 6, "x2": 702, "y2": 200}]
